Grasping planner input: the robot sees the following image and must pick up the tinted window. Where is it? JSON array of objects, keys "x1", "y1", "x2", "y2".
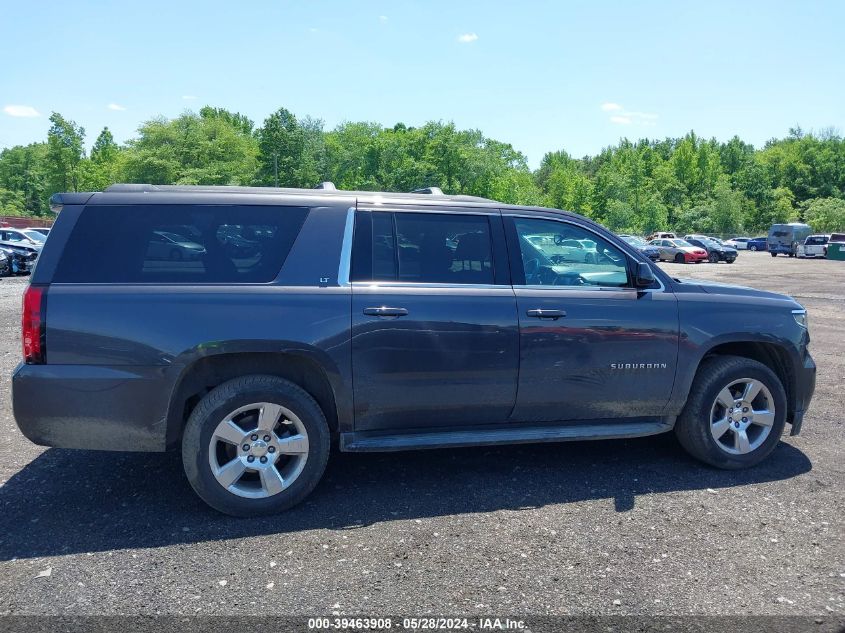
[
  {"x1": 54, "y1": 205, "x2": 308, "y2": 283},
  {"x1": 395, "y1": 213, "x2": 493, "y2": 284},
  {"x1": 352, "y1": 212, "x2": 494, "y2": 284},
  {"x1": 372, "y1": 212, "x2": 397, "y2": 279},
  {"x1": 512, "y1": 218, "x2": 629, "y2": 287}
]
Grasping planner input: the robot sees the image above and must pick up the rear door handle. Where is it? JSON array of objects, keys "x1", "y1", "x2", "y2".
[
  {"x1": 526, "y1": 308, "x2": 566, "y2": 320},
  {"x1": 363, "y1": 306, "x2": 409, "y2": 317}
]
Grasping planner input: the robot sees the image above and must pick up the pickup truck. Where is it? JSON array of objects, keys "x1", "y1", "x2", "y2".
[{"x1": 12, "y1": 184, "x2": 816, "y2": 516}]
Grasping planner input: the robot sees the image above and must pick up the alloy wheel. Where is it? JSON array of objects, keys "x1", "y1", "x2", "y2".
[
  {"x1": 709, "y1": 378, "x2": 776, "y2": 455},
  {"x1": 208, "y1": 402, "x2": 309, "y2": 498}
]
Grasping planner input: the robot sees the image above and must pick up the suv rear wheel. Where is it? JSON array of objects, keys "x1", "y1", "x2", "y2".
[
  {"x1": 675, "y1": 356, "x2": 786, "y2": 469},
  {"x1": 182, "y1": 375, "x2": 330, "y2": 516}
]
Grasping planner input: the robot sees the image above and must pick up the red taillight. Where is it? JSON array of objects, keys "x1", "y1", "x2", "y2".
[{"x1": 22, "y1": 285, "x2": 46, "y2": 364}]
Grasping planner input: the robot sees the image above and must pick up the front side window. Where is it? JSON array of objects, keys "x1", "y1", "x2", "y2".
[
  {"x1": 353, "y1": 211, "x2": 494, "y2": 285},
  {"x1": 512, "y1": 218, "x2": 629, "y2": 287}
]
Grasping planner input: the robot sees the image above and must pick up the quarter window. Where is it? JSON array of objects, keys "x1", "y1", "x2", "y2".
[
  {"x1": 511, "y1": 218, "x2": 629, "y2": 287},
  {"x1": 54, "y1": 205, "x2": 308, "y2": 283}
]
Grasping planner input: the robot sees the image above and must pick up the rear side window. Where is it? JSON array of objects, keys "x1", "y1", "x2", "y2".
[
  {"x1": 352, "y1": 211, "x2": 494, "y2": 284},
  {"x1": 54, "y1": 205, "x2": 308, "y2": 283}
]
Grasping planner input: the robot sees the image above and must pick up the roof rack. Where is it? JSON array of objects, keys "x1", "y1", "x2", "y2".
[
  {"x1": 410, "y1": 187, "x2": 444, "y2": 195},
  {"x1": 98, "y1": 183, "x2": 497, "y2": 204}
]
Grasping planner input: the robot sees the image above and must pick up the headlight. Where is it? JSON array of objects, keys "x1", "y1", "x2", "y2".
[{"x1": 792, "y1": 309, "x2": 808, "y2": 328}]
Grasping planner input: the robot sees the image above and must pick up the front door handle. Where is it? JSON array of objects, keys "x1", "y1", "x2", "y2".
[
  {"x1": 526, "y1": 308, "x2": 566, "y2": 320},
  {"x1": 363, "y1": 306, "x2": 409, "y2": 317}
]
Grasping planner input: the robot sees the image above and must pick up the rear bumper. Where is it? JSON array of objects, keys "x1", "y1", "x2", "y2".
[
  {"x1": 12, "y1": 363, "x2": 171, "y2": 452},
  {"x1": 789, "y1": 350, "x2": 816, "y2": 436}
]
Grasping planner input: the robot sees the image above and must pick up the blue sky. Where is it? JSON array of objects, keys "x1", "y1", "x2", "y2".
[{"x1": 1, "y1": 0, "x2": 843, "y2": 167}]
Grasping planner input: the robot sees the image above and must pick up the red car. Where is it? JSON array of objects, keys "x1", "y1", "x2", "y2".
[{"x1": 648, "y1": 238, "x2": 708, "y2": 263}]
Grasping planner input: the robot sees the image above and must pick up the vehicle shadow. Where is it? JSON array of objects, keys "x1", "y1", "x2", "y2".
[{"x1": 0, "y1": 434, "x2": 811, "y2": 561}]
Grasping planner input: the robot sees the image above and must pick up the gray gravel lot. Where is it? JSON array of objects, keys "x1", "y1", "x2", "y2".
[{"x1": 0, "y1": 254, "x2": 843, "y2": 617}]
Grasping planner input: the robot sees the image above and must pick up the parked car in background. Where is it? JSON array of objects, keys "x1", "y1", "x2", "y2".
[
  {"x1": 618, "y1": 234, "x2": 660, "y2": 261},
  {"x1": 0, "y1": 245, "x2": 37, "y2": 275},
  {"x1": 724, "y1": 237, "x2": 751, "y2": 250},
  {"x1": 25, "y1": 227, "x2": 51, "y2": 237},
  {"x1": 525, "y1": 234, "x2": 598, "y2": 264},
  {"x1": 145, "y1": 230, "x2": 207, "y2": 261},
  {"x1": 797, "y1": 235, "x2": 830, "y2": 258},
  {"x1": 746, "y1": 237, "x2": 768, "y2": 251},
  {"x1": 768, "y1": 223, "x2": 812, "y2": 257},
  {"x1": 648, "y1": 238, "x2": 708, "y2": 263},
  {"x1": 647, "y1": 231, "x2": 677, "y2": 240},
  {"x1": 684, "y1": 235, "x2": 738, "y2": 264},
  {"x1": 0, "y1": 227, "x2": 44, "y2": 250}
]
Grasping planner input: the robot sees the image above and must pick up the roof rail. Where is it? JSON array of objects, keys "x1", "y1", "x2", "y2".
[
  {"x1": 410, "y1": 187, "x2": 444, "y2": 196},
  {"x1": 314, "y1": 182, "x2": 337, "y2": 191}
]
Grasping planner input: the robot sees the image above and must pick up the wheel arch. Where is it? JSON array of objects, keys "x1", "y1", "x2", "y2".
[
  {"x1": 165, "y1": 351, "x2": 342, "y2": 449},
  {"x1": 687, "y1": 339, "x2": 799, "y2": 424}
]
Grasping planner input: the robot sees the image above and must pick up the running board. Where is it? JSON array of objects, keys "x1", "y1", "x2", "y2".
[{"x1": 340, "y1": 419, "x2": 674, "y2": 452}]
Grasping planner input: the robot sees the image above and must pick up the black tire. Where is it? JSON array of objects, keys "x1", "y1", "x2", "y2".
[
  {"x1": 708, "y1": 252, "x2": 719, "y2": 263},
  {"x1": 674, "y1": 355, "x2": 787, "y2": 469},
  {"x1": 182, "y1": 374, "x2": 331, "y2": 517},
  {"x1": 674, "y1": 253, "x2": 685, "y2": 264},
  {"x1": 770, "y1": 252, "x2": 777, "y2": 257}
]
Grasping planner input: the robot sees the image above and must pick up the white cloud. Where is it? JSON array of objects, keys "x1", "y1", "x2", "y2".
[
  {"x1": 107, "y1": 103, "x2": 126, "y2": 111},
  {"x1": 602, "y1": 103, "x2": 658, "y2": 126},
  {"x1": 600, "y1": 102, "x2": 623, "y2": 112},
  {"x1": 182, "y1": 95, "x2": 197, "y2": 101},
  {"x1": 379, "y1": 15, "x2": 388, "y2": 22},
  {"x1": 457, "y1": 32, "x2": 479, "y2": 43},
  {"x1": 3, "y1": 104, "x2": 40, "y2": 118}
]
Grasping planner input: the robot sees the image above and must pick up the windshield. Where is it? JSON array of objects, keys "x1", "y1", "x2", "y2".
[
  {"x1": 670, "y1": 239, "x2": 693, "y2": 247},
  {"x1": 22, "y1": 230, "x2": 46, "y2": 242}
]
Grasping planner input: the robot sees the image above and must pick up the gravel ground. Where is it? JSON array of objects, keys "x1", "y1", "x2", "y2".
[{"x1": 0, "y1": 254, "x2": 842, "y2": 618}]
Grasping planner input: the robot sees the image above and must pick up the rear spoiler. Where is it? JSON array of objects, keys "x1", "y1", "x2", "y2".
[{"x1": 49, "y1": 192, "x2": 96, "y2": 213}]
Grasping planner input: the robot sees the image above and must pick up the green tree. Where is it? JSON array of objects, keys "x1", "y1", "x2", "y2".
[
  {"x1": 0, "y1": 188, "x2": 27, "y2": 215},
  {"x1": 46, "y1": 112, "x2": 85, "y2": 193},
  {"x1": 0, "y1": 143, "x2": 49, "y2": 215},
  {"x1": 256, "y1": 108, "x2": 307, "y2": 187},
  {"x1": 124, "y1": 111, "x2": 258, "y2": 185},
  {"x1": 801, "y1": 197, "x2": 845, "y2": 232}
]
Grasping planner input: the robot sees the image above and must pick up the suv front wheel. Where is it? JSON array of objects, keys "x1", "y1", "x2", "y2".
[
  {"x1": 182, "y1": 375, "x2": 330, "y2": 516},
  {"x1": 675, "y1": 356, "x2": 787, "y2": 469}
]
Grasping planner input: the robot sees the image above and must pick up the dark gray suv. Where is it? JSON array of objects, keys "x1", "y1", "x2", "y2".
[{"x1": 13, "y1": 184, "x2": 816, "y2": 516}]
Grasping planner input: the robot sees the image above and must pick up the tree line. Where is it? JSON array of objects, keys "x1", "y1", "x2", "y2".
[{"x1": 1, "y1": 107, "x2": 844, "y2": 234}]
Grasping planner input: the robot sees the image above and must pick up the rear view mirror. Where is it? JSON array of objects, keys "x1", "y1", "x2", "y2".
[{"x1": 635, "y1": 261, "x2": 656, "y2": 288}]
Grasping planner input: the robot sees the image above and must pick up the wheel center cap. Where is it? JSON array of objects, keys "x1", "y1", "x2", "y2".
[{"x1": 251, "y1": 439, "x2": 269, "y2": 457}]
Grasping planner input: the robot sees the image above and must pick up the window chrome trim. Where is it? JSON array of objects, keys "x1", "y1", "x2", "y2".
[
  {"x1": 337, "y1": 207, "x2": 355, "y2": 287},
  {"x1": 504, "y1": 212, "x2": 666, "y2": 293},
  {"x1": 350, "y1": 281, "x2": 506, "y2": 290}
]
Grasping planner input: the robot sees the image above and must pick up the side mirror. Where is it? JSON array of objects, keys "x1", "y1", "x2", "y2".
[{"x1": 635, "y1": 261, "x2": 656, "y2": 288}]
